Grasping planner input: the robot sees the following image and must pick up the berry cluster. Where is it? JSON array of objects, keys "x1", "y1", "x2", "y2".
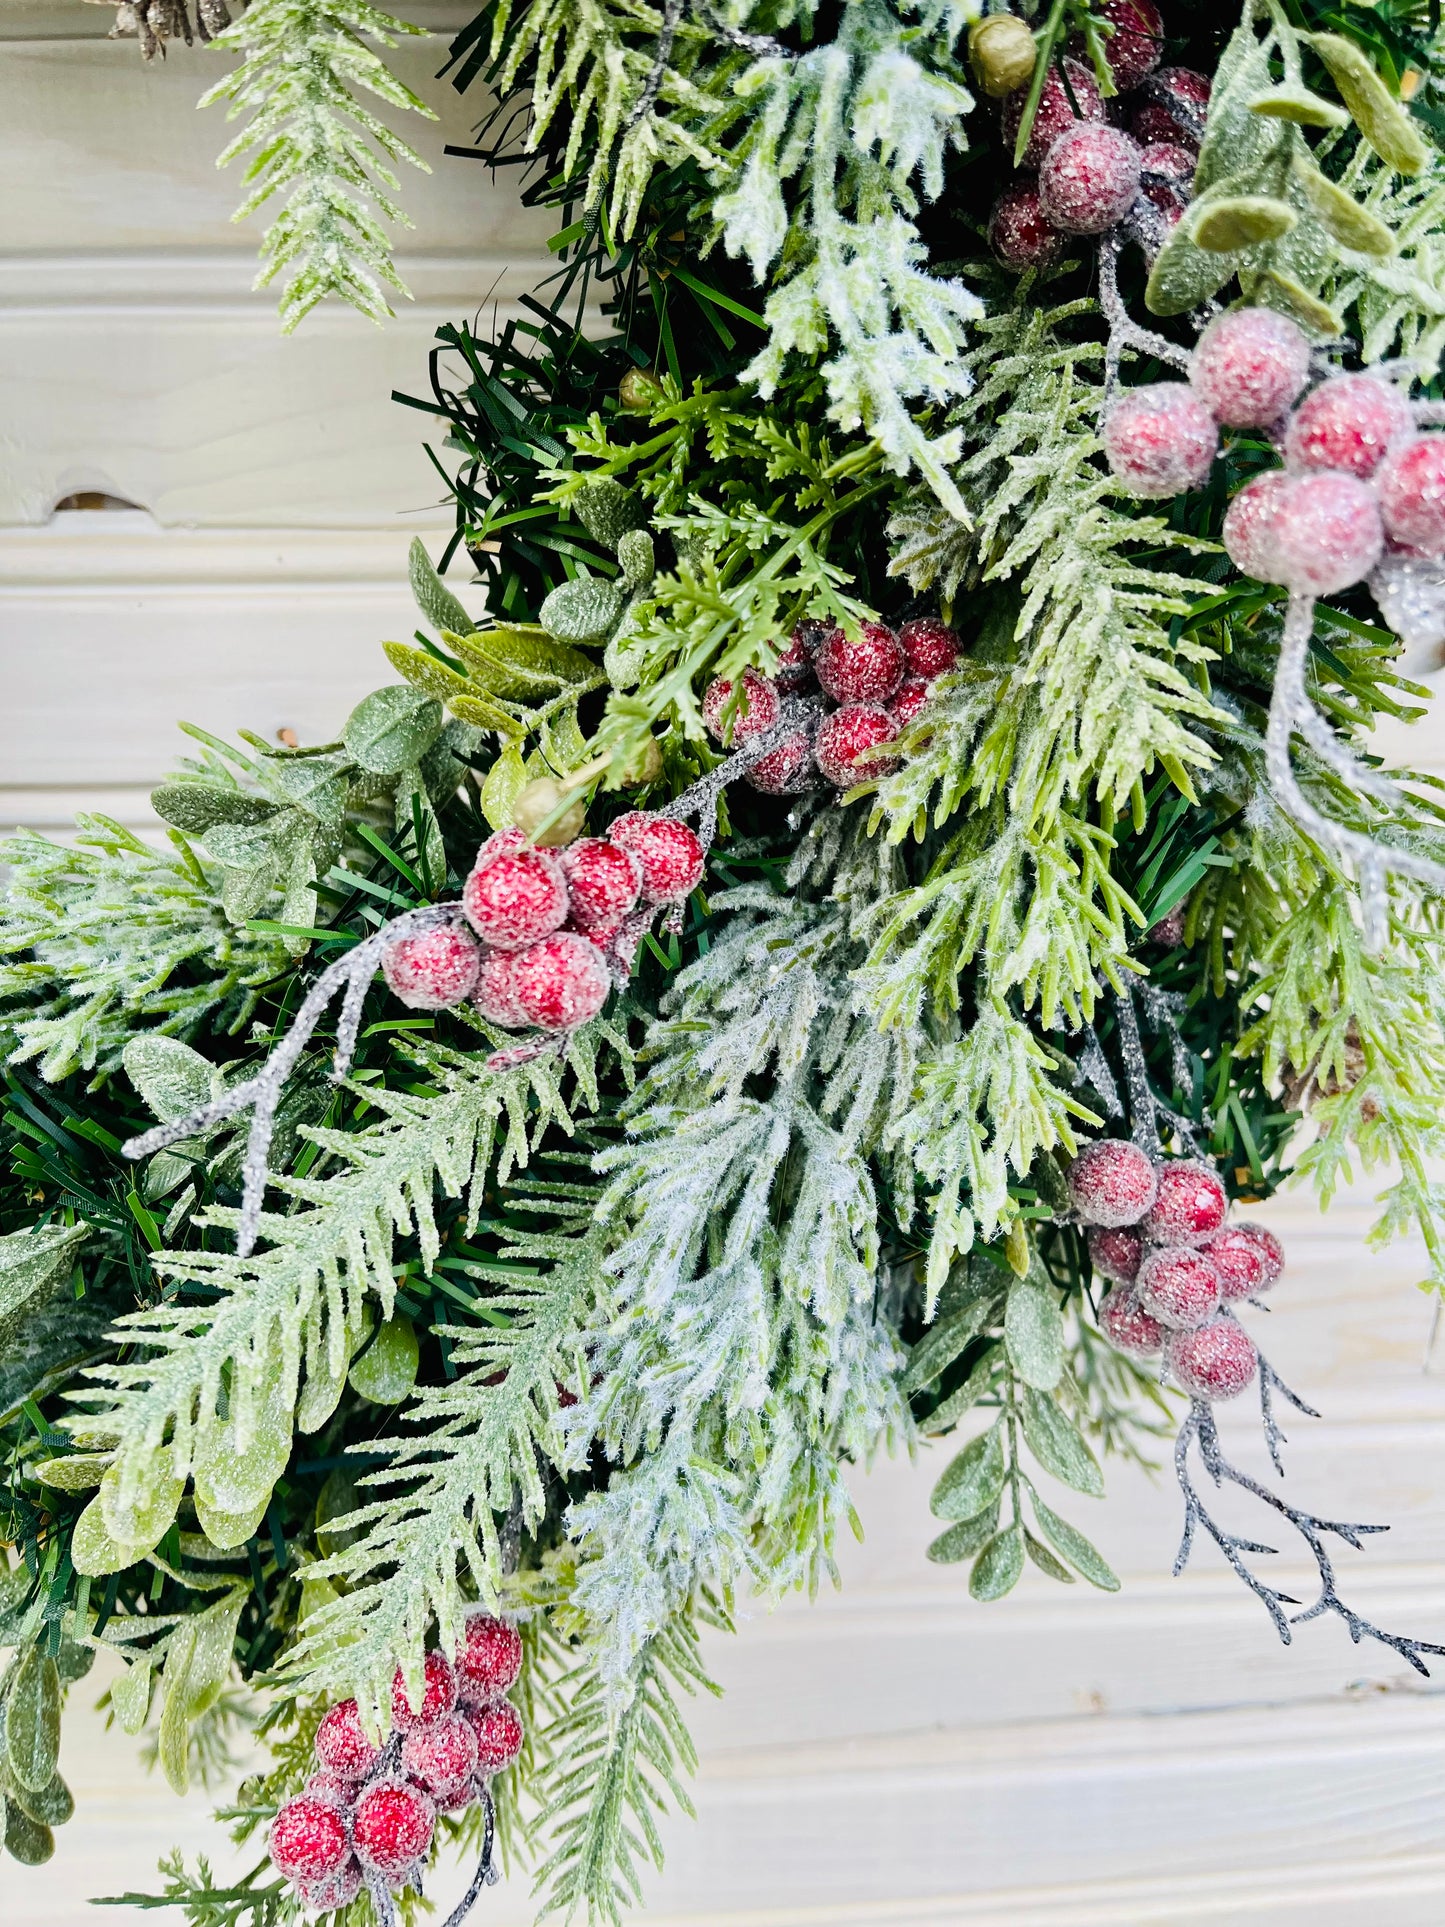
[
  {"x1": 380, "y1": 812, "x2": 705, "y2": 1038},
  {"x1": 268, "y1": 1614, "x2": 524, "y2": 1910},
  {"x1": 988, "y1": 1, "x2": 1211, "y2": 270},
  {"x1": 1106, "y1": 306, "x2": 1444, "y2": 601},
  {"x1": 1069, "y1": 1139, "x2": 1284, "y2": 1401},
  {"x1": 702, "y1": 617, "x2": 960, "y2": 793}
]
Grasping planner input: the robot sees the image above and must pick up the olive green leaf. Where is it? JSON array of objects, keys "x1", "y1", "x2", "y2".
[
  {"x1": 149, "y1": 784, "x2": 276, "y2": 835},
  {"x1": 1024, "y1": 1529, "x2": 1076, "y2": 1584},
  {"x1": 969, "y1": 1523, "x2": 1025, "y2": 1601},
  {"x1": 1003, "y1": 1273, "x2": 1064, "y2": 1390},
  {"x1": 11, "y1": 1770, "x2": 73, "y2": 1828},
  {"x1": 408, "y1": 535, "x2": 473, "y2": 638},
  {"x1": 158, "y1": 1590, "x2": 246, "y2": 1794},
  {"x1": 0, "y1": 1224, "x2": 89, "y2": 1355},
  {"x1": 383, "y1": 640, "x2": 476, "y2": 706},
  {"x1": 930, "y1": 1419, "x2": 1007, "y2": 1522},
  {"x1": 99, "y1": 1458, "x2": 184, "y2": 1553},
  {"x1": 540, "y1": 576, "x2": 626, "y2": 645},
  {"x1": 919, "y1": 1349, "x2": 998, "y2": 1436},
  {"x1": 123, "y1": 1036, "x2": 220, "y2": 1124},
  {"x1": 479, "y1": 739, "x2": 531, "y2": 832},
  {"x1": 7, "y1": 1649, "x2": 60, "y2": 1794},
  {"x1": 31, "y1": 1454, "x2": 109, "y2": 1493},
  {"x1": 1194, "y1": 195, "x2": 1298, "y2": 252},
  {"x1": 1030, "y1": 1489, "x2": 1121, "y2": 1591},
  {"x1": 902, "y1": 1292, "x2": 1001, "y2": 1394},
  {"x1": 1291, "y1": 155, "x2": 1395, "y2": 256},
  {"x1": 1248, "y1": 84, "x2": 1348, "y2": 129},
  {"x1": 1308, "y1": 32, "x2": 1428, "y2": 175},
  {"x1": 349, "y1": 1316, "x2": 419, "y2": 1405},
  {"x1": 343, "y1": 686, "x2": 446, "y2": 776},
  {"x1": 926, "y1": 1503, "x2": 1001, "y2": 1564},
  {"x1": 3, "y1": 1798, "x2": 54, "y2": 1864},
  {"x1": 572, "y1": 477, "x2": 647, "y2": 548},
  {"x1": 1020, "y1": 1387, "x2": 1105, "y2": 1496}
]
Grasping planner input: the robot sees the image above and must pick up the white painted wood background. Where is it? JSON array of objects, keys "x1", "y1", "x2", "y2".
[{"x1": 5, "y1": 6, "x2": 1445, "y2": 1922}]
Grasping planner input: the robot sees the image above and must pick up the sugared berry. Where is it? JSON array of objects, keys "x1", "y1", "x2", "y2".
[
  {"x1": 815, "y1": 704, "x2": 900, "y2": 786},
  {"x1": 1130, "y1": 67, "x2": 1211, "y2": 150},
  {"x1": 391, "y1": 1650, "x2": 457, "y2": 1732},
  {"x1": 1139, "y1": 141, "x2": 1193, "y2": 223},
  {"x1": 1088, "y1": 1224, "x2": 1144, "y2": 1285},
  {"x1": 701, "y1": 668, "x2": 781, "y2": 746},
  {"x1": 381, "y1": 925, "x2": 482, "y2": 1011},
  {"x1": 455, "y1": 1611, "x2": 524, "y2": 1707},
  {"x1": 1148, "y1": 904, "x2": 1187, "y2": 947},
  {"x1": 1285, "y1": 373, "x2": 1412, "y2": 480},
  {"x1": 775, "y1": 625, "x2": 823, "y2": 689},
  {"x1": 1068, "y1": 1139, "x2": 1158, "y2": 1227},
  {"x1": 1190, "y1": 308, "x2": 1310, "y2": 428},
  {"x1": 1167, "y1": 1317, "x2": 1258, "y2": 1400},
  {"x1": 352, "y1": 1779, "x2": 435, "y2": 1880},
  {"x1": 1003, "y1": 58, "x2": 1105, "y2": 170},
  {"x1": 1267, "y1": 470, "x2": 1383, "y2": 595},
  {"x1": 511, "y1": 932, "x2": 612, "y2": 1031},
  {"x1": 468, "y1": 1698, "x2": 525, "y2": 1776},
  {"x1": 315, "y1": 1699, "x2": 382, "y2": 1781},
  {"x1": 747, "y1": 730, "x2": 816, "y2": 793},
  {"x1": 1038, "y1": 123, "x2": 1142, "y2": 234},
  {"x1": 1141, "y1": 1158, "x2": 1227, "y2": 1245},
  {"x1": 1137, "y1": 1246, "x2": 1221, "y2": 1329},
  {"x1": 989, "y1": 181, "x2": 1064, "y2": 269},
  {"x1": 1099, "y1": 1286, "x2": 1167, "y2": 1355},
  {"x1": 559, "y1": 838, "x2": 642, "y2": 932},
  {"x1": 462, "y1": 845, "x2": 568, "y2": 952},
  {"x1": 1203, "y1": 1224, "x2": 1276, "y2": 1302},
  {"x1": 1377, "y1": 435, "x2": 1445, "y2": 556},
  {"x1": 1071, "y1": 0, "x2": 1161, "y2": 91},
  {"x1": 270, "y1": 1795, "x2": 351, "y2": 1884},
  {"x1": 815, "y1": 622, "x2": 906, "y2": 703},
  {"x1": 1105, "y1": 382, "x2": 1219, "y2": 498},
  {"x1": 305, "y1": 1771, "x2": 354, "y2": 1807},
  {"x1": 608, "y1": 812, "x2": 706, "y2": 904},
  {"x1": 888, "y1": 678, "x2": 934, "y2": 731},
  {"x1": 1235, "y1": 1221, "x2": 1285, "y2": 1290},
  {"x1": 401, "y1": 1711, "x2": 479, "y2": 1797},
  {"x1": 899, "y1": 617, "x2": 960, "y2": 679},
  {"x1": 1222, "y1": 470, "x2": 1292, "y2": 579},
  {"x1": 472, "y1": 950, "x2": 528, "y2": 1029},
  {"x1": 297, "y1": 1858, "x2": 364, "y2": 1912}
]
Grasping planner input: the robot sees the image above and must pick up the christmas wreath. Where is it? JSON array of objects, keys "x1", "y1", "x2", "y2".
[{"x1": 7, "y1": 0, "x2": 1445, "y2": 1917}]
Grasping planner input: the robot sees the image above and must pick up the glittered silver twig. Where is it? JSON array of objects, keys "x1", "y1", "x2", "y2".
[
  {"x1": 1098, "y1": 233, "x2": 1192, "y2": 404},
  {"x1": 662, "y1": 695, "x2": 827, "y2": 849}
]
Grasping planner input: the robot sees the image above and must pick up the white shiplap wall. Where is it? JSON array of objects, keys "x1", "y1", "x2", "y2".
[{"x1": 6, "y1": 13, "x2": 1445, "y2": 1925}]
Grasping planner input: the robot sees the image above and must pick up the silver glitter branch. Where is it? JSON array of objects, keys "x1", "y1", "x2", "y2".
[
  {"x1": 1098, "y1": 233, "x2": 1192, "y2": 404},
  {"x1": 1112, "y1": 985, "x2": 1206, "y2": 1158}
]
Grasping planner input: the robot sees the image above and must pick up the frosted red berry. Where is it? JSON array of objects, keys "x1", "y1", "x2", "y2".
[
  {"x1": 1236, "y1": 1221, "x2": 1285, "y2": 1290},
  {"x1": 1268, "y1": 470, "x2": 1383, "y2": 595},
  {"x1": 1071, "y1": 0, "x2": 1162, "y2": 92},
  {"x1": 468, "y1": 1698, "x2": 525, "y2": 1776},
  {"x1": 270, "y1": 1795, "x2": 351, "y2": 1884},
  {"x1": 1167, "y1": 1317, "x2": 1258, "y2": 1400},
  {"x1": 1148, "y1": 904, "x2": 1186, "y2": 947},
  {"x1": 1377, "y1": 435, "x2": 1445, "y2": 557},
  {"x1": 989, "y1": 181, "x2": 1064, "y2": 270},
  {"x1": 1105, "y1": 382, "x2": 1218, "y2": 498},
  {"x1": 1203, "y1": 1224, "x2": 1276, "y2": 1302},
  {"x1": 297, "y1": 1858, "x2": 364, "y2": 1911},
  {"x1": 899, "y1": 618, "x2": 960, "y2": 680},
  {"x1": 462, "y1": 845, "x2": 568, "y2": 952},
  {"x1": 815, "y1": 622, "x2": 906, "y2": 703},
  {"x1": 559, "y1": 837, "x2": 642, "y2": 932},
  {"x1": 888, "y1": 678, "x2": 934, "y2": 732},
  {"x1": 391, "y1": 1650, "x2": 457, "y2": 1732},
  {"x1": 747, "y1": 729, "x2": 815, "y2": 793},
  {"x1": 701, "y1": 668, "x2": 781, "y2": 746},
  {"x1": 608, "y1": 812, "x2": 705, "y2": 904},
  {"x1": 1285, "y1": 373, "x2": 1412, "y2": 481},
  {"x1": 1067, "y1": 1139, "x2": 1158, "y2": 1227},
  {"x1": 815, "y1": 704, "x2": 900, "y2": 787},
  {"x1": 1038, "y1": 123, "x2": 1142, "y2": 234},
  {"x1": 510, "y1": 931, "x2": 611, "y2": 1031},
  {"x1": 472, "y1": 949, "x2": 528, "y2": 1029},
  {"x1": 1003, "y1": 58, "x2": 1105, "y2": 170},
  {"x1": 1088, "y1": 1224, "x2": 1143, "y2": 1286},
  {"x1": 1141, "y1": 1158, "x2": 1227, "y2": 1245},
  {"x1": 454, "y1": 1611, "x2": 523, "y2": 1707},
  {"x1": 1139, "y1": 142, "x2": 1193, "y2": 223},
  {"x1": 1099, "y1": 1286, "x2": 1167, "y2": 1356},
  {"x1": 1130, "y1": 67, "x2": 1211, "y2": 150},
  {"x1": 775, "y1": 625, "x2": 823, "y2": 688},
  {"x1": 1137, "y1": 1246, "x2": 1221, "y2": 1329},
  {"x1": 381, "y1": 925, "x2": 482, "y2": 1011},
  {"x1": 305, "y1": 1771, "x2": 354, "y2": 1807},
  {"x1": 352, "y1": 1778, "x2": 435, "y2": 1880},
  {"x1": 401, "y1": 1711, "x2": 479, "y2": 1797},
  {"x1": 1222, "y1": 470, "x2": 1293, "y2": 580},
  {"x1": 1189, "y1": 308, "x2": 1310, "y2": 428},
  {"x1": 315, "y1": 1698, "x2": 382, "y2": 1781}
]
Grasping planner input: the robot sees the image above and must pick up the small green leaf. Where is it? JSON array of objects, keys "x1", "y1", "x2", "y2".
[
  {"x1": 194, "y1": 1492, "x2": 269, "y2": 1552},
  {"x1": 1194, "y1": 195, "x2": 1297, "y2": 251},
  {"x1": 617, "y1": 528, "x2": 655, "y2": 592},
  {"x1": 572, "y1": 478, "x2": 647, "y2": 548},
  {"x1": 123, "y1": 1036, "x2": 220, "y2": 1126},
  {"x1": 349, "y1": 1317, "x2": 419, "y2": 1405},
  {"x1": 926, "y1": 1503, "x2": 1000, "y2": 1564},
  {"x1": 1309, "y1": 32, "x2": 1428, "y2": 175},
  {"x1": 157, "y1": 1621, "x2": 199, "y2": 1795},
  {"x1": 480, "y1": 740, "x2": 530, "y2": 832},
  {"x1": 1024, "y1": 1528, "x2": 1076, "y2": 1584},
  {"x1": 69, "y1": 1495, "x2": 145, "y2": 1578},
  {"x1": 343, "y1": 686, "x2": 446, "y2": 776},
  {"x1": 902, "y1": 1294, "x2": 1000, "y2": 1394},
  {"x1": 1247, "y1": 84, "x2": 1349, "y2": 128},
  {"x1": 408, "y1": 536, "x2": 473, "y2": 637},
  {"x1": 0, "y1": 1224, "x2": 89, "y2": 1354},
  {"x1": 382, "y1": 640, "x2": 476, "y2": 705},
  {"x1": 31, "y1": 1454, "x2": 110, "y2": 1493},
  {"x1": 1256, "y1": 269, "x2": 1342, "y2": 336},
  {"x1": 930, "y1": 1419, "x2": 1007, "y2": 1522},
  {"x1": 7, "y1": 1650, "x2": 60, "y2": 1794},
  {"x1": 99, "y1": 1459, "x2": 183, "y2": 1554},
  {"x1": 54, "y1": 1640, "x2": 94, "y2": 1688},
  {"x1": 1290, "y1": 155, "x2": 1395, "y2": 257},
  {"x1": 539, "y1": 576, "x2": 625, "y2": 645},
  {"x1": 149, "y1": 784, "x2": 275, "y2": 835},
  {"x1": 919, "y1": 1350, "x2": 998, "y2": 1436},
  {"x1": 449, "y1": 691, "x2": 526, "y2": 736},
  {"x1": 1020, "y1": 1388, "x2": 1105, "y2": 1497},
  {"x1": 110, "y1": 1657, "x2": 153, "y2": 1736},
  {"x1": 12, "y1": 1771, "x2": 73, "y2": 1828},
  {"x1": 3, "y1": 1797, "x2": 54, "y2": 1864},
  {"x1": 1004, "y1": 1274, "x2": 1065, "y2": 1390},
  {"x1": 969, "y1": 1523, "x2": 1025, "y2": 1601},
  {"x1": 1031, "y1": 1490, "x2": 1122, "y2": 1591}
]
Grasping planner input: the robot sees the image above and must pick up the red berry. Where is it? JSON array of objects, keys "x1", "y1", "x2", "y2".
[
  {"x1": 747, "y1": 729, "x2": 816, "y2": 793},
  {"x1": 1268, "y1": 470, "x2": 1383, "y2": 595},
  {"x1": 270, "y1": 1795, "x2": 351, "y2": 1884},
  {"x1": 1088, "y1": 1224, "x2": 1143, "y2": 1285},
  {"x1": 1137, "y1": 1246, "x2": 1221, "y2": 1329},
  {"x1": 510, "y1": 931, "x2": 612, "y2": 1031},
  {"x1": 1189, "y1": 308, "x2": 1310, "y2": 428},
  {"x1": 815, "y1": 622, "x2": 906, "y2": 703},
  {"x1": 1222, "y1": 470, "x2": 1293, "y2": 579},
  {"x1": 391, "y1": 1651, "x2": 457, "y2": 1732},
  {"x1": 468, "y1": 1698, "x2": 525, "y2": 1776},
  {"x1": 352, "y1": 1778, "x2": 435, "y2": 1880},
  {"x1": 1104, "y1": 382, "x2": 1218, "y2": 498},
  {"x1": 401, "y1": 1711, "x2": 479, "y2": 1797},
  {"x1": 559, "y1": 837, "x2": 642, "y2": 932},
  {"x1": 888, "y1": 678, "x2": 934, "y2": 731},
  {"x1": 1236, "y1": 1221, "x2": 1284, "y2": 1290},
  {"x1": 462, "y1": 845, "x2": 568, "y2": 952},
  {"x1": 381, "y1": 925, "x2": 482, "y2": 1012},
  {"x1": 1098, "y1": 1286, "x2": 1167, "y2": 1356},
  {"x1": 989, "y1": 181, "x2": 1064, "y2": 270},
  {"x1": 1141, "y1": 1158, "x2": 1227, "y2": 1245},
  {"x1": 454, "y1": 1611, "x2": 523, "y2": 1707},
  {"x1": 1070, "y1": 0, "x2": 1162, "y2": 93},
  {"x1": 305, "y1": 1771, "x2": 354, "y2": 1807},
  {"x1": 898, "y1": 617, "x2": 960, "y2": 680},
  {"x1": 472, "y1": 949, "x2": 528, "y2": 1029},
  {"x1": 1285, "y1": 373, "x2": 1412, "y2": 480},
  {"x1": 1139, "y1": 141, "x2": 1193, "y2": 223},
  {"x1": 434, "y1": 1778, "x2": 479, "y2": 1814},
  {"x1": 1130, "y1": 68, "x2": 1211, "y2": 150},
  {"x1": 1148, "y1": 904, "x2": 1187, "y2": 947},
  {"x1": 608, "y1": 812, "x2": 705, "y2": 904},
  {"x1": 315, "y1": 1699, "x2": 382, "y2": 1781},
  {"x1": 1003, "y1": 58, "x2": 1105, "y2": 170},
  {"x1": 815, "y1": 704, "x2": 900, "y2": 787},
  {"x1": 298, "y1": 1858, "x2": 364, "y2": 1911},
  {"x1": 1167, "y1": 1317, "x2": 1258, "y2": 1400},
  {"x1": 1068, "y1": 1139, "x2": 1159, "y2": 1227},
  {"x1": 701, "y1": 668, "x2": 781, "y2": 746},
  {"x1": 1038, "y1": 123, "x2": 1141, "y2": 234},
  {"x1": 774, "y1": 627, "x2": 821, "y2": 689},
  {"x1": 1377, "y1": 434, "x2": 1445, "y2": 556},
  {"x1": 1202, "y1": 1224, "x2": 1276, "y2": 1302}
]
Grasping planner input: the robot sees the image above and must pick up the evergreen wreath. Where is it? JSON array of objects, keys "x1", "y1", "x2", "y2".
[{"x1": 8, "y1": 0, "x2": 1445, "y2": 1916}]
